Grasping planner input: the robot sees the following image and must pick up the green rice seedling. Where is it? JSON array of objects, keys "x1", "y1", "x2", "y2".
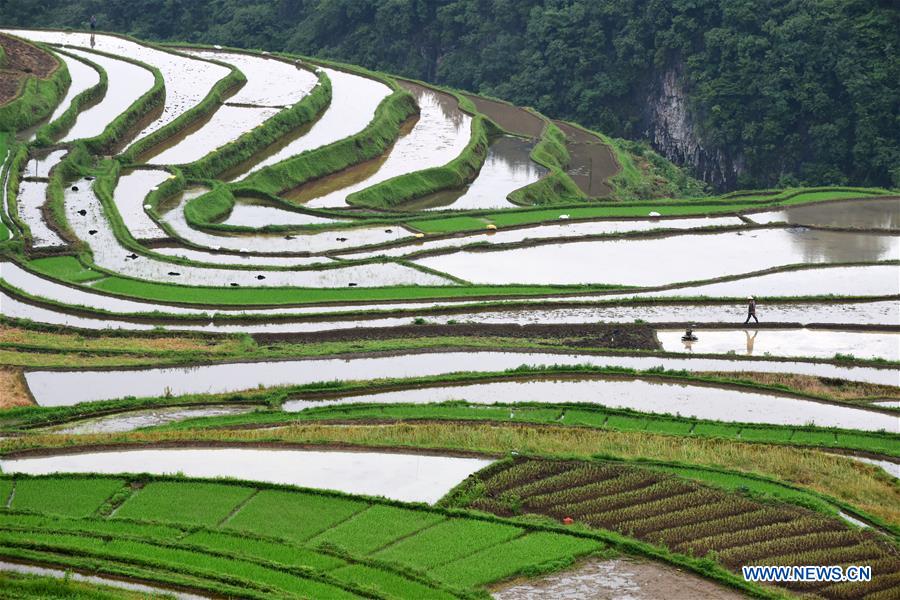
[
  {"x1": 646, "y1": 420, "x2": 694, "y2": 435},
  {"x1": 330, "y1": 564, "x2": 460, "y2": 600},
  {"x1": 430, "y1": 531, "x2": 603, "y2": 587},
  {"x1": 691, "y1": 423, "x2": 741, "y2": 438},
  {"x1": 310, "y1": 504, "x2": 446, "y2": 554},
  {"x1": 0, "y1": 479, "x2": 13, "y2": 506},
  {"x1": 516, "y1": 468, "x2": 644, "y2": 511},
  {"x1": 0, "y1": 570, "x2": 151, "y2": 600},
  {"x1": 0, "y1": 513, "x2": 183, "y2": 541},
  {"x1": 183, "y1": 530, "x2": 344, "y2": 571},
  {"x1": 835, "y1": 433, "x2": 900, "y2": 455},
  {"x1": 559, "y1": 410, "x2": 610, "y2": 427},
  {"x1": 11, "y1": 478, "x2": 125, "y2": 518},
  {"x1": 375, "y1": 518, "x2": 522, "y2": 571},
  {"x1": 789, "y1": 430, "x2": 838, "y2": 446},
  {"x1": 603, "y1": 415, "x2": 649, "y2": 431},
  {"x1": 223, "y1": 490, "x2": 366, "y2": 543},
  {"x1": 739, "y1": 427, "x2": 795, "y2": 442},
  {"x1": 114, "y1": 482, "x2": 256, "y2": 526}
]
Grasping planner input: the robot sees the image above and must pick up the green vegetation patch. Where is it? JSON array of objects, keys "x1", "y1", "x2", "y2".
[
  {"x1": 331, "y1": 563, "x2": 459, "y2": 600},
  {"x1": 11, "y1": 477, "x2": 124, "y2": 518},
  {"x1": 310, "y1": 503, "x2": 446, "y2": 554},
  {"x1": 432, "y1": 531, "x2": 603, "y2": 587},
  {"x1": 224, "y1": 489, "x2": 366, "y2": 542},
  {"x1": 114, "y1": 481, "x2": 255, "y2": 526},
  {"x1": 375, "y1": 518, "x2": 522, "y2": 570},
  {"x1": 182, "y1": 529, "x2": 345, "y2": 571}
]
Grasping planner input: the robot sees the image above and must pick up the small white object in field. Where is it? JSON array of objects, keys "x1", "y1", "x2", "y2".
[
  {"x1": 559, "y1": 214, "x2": 570, "y2": 219},
  {"x1": 649, "y1": 211, "x2": 662, "y2": 217}
]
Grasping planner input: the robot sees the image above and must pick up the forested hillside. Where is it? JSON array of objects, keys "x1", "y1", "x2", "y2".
[{"x1": 2, "y1": 0, "x2": 897, "y2": 191}]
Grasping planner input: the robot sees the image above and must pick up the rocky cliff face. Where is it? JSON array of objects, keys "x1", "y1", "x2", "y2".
[{"x1": 643, "y1": 63, "x2": 743, "y2": 191}]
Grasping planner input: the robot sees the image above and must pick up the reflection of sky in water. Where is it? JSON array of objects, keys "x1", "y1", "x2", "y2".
[
  {"x1": 64, "y1": 178, "x2": 450, "y2": 287},
  {"x1": 752, "y1": 198, "x2": 900, "y2": 230},
  {"x1": 4, "y1": 30, "x2": 229, "y2": 145},
  {"x1": 416, "y1": 228, "x2": 900, "y2": 286},
  {"x1": 282, "y1": 378, "x2": 897, "y2": 431},
  {"x1": 114, "y1": 169, "x2": 170, "y2": 241},
  {"x1": 304, "y1": 82, "x2": 472, "y2": 208},
  {"x1": 228, "y1": 68, "x2": 392, "y2": 180},
  {"x1": 783, "y1": 227, "x2": 898, "y2": 264},
  {"x1": 659, "y1": 328, "x2": 900, "y2": 361},
  {"x1": 17, "y1": 181, "x2": 66, "y2": 248},
  {"x1": 412, "y1": 136, "x2": 547, "y2": 211}
]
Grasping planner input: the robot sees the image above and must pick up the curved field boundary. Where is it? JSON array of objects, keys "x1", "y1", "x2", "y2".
[
  {"x1": 0, "y1": 34, "x2": 70, "y2": 132},
  {"x1": 345, "y1": 82, "x2": 495, "y2": 210},
  {"x1": 32, "y1": 48, "x2": 107, "y2": 147},
  {"x1": 0, "y1": 472, "x2": 785, "y2": 599},
  {"x1": 445, "y1": 457, "x2": 899, "y2": 600}
]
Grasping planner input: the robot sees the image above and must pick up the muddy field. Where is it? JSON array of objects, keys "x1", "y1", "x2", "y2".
[
  {"x1": 465, "y1": 94, "x2": 545, "y2": 138},
  {"x1": 0, "y1": 33, "x2": 58, "y2": 104},
  {"x1": 250, "y1": 322, "x2": 660, "y2": 350},
  {"x1": 554, "y1": 120, "x2": 618, "y2": 197}
]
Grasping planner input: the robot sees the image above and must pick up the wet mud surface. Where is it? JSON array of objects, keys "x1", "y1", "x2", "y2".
[
  {"x1": 0, "y1": 33, "x2": 57, "y2": 103},
  {"x1": 554, "y1": 120, "x2": 618, "y2": 198},
  {"x1": 251, "y1": 322, "x2": 660, "y2": 350},
  {"x1": 465, "y1": 94, "x2": 545, "y2": 138},
  {"x1": 492, "y1": 557, "x2": 746, "y2": 600}
]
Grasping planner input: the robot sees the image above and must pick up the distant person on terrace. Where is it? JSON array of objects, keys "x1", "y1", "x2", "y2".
[
  {"x1": 744, "y1": 296, "x2": 759, "y2": 324},
  {"x1": 90, "y1": 15, "x2": 97, "y2": 31}
]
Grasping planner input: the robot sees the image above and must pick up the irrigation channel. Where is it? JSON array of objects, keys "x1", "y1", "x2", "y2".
[{"x1": 1, "y1": 28, "x2": 899, "y2": 600}]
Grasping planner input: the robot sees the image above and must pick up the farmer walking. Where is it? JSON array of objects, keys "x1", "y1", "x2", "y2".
[
  {"x1": 89, "y1": 15, "x2": 97, "y2": 31},
  {"x1": 744, "y1": 296, "x2": 759, "y2": 324}
]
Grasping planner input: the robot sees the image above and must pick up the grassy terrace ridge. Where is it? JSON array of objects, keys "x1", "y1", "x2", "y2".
[
  {"x1": 0, "y1": 472, "x2": 792, "y2": 599},
  {"x1": 4, "y1": 420, "x2": 896, "y2": 530},
  {"x1": 0, "y1": 33, "x2": 70, "y2": 132}
]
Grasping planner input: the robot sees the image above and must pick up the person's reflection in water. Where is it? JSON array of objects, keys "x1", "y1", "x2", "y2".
[
  {"x1": 90, "y1": 34, "x2": 96, "y2": 48},
  {"x1": 682, "y1": 338, "x2": 695, "y2": 353},
  {"x1": 744, "y1": 330, "x2": 758, "y2": 355}
]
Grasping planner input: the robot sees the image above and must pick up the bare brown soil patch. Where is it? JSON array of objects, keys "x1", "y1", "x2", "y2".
[
  {"x1": 701, "y1": 371, "x2": 900, "y2": 403},
  {"x1": 465, "y1": 94, "x2": 545, "y2": 138},
  {"x1": 0, "y1": 33, "x2": 58, "y2": 105},
  {"x1": 251, "y1": 322, "x2": 659, "y2": 351},
  {"x1": 0, "y1": 367, "x2": 34, "y2": 409},
  {"x1": 554, "y1": 120, "x2": 618, "y2": 198},
  {"x1": 492, "y1": 557, "x2": 747, "y2": 600}
]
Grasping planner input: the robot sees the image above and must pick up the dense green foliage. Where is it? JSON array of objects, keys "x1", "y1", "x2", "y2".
[{"x1": 6, "y1": 0, "x2": 898, "y2": 190}]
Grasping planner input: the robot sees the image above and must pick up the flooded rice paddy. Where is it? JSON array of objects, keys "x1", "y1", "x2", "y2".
[
  {"x1": 24, "y1": 351, "x2": 898, "y2": 406},
  {"x1": 113, "y1": 168, "x2": 171, "y2": 241},
  {"x1": 49, "y1": 405, "x2": 257, "y2": 434},
  {"x1": 298, "y1": 82, "x2": 472, "y2": 209},
  {"x1": 219, "y1": 198, "x2": 336, "y2": 227},
  {"x1": 750, "y1": 197, "x2": 900, "y2": 229},
  {"x1": 52, "y1": 48, "x2": 155, "y2": 142},
  {"x1": 282, "y1": 377, "x2": 898, "y2": 431},
  {"x1": 0, "y1": 448, "x2": 494, "y2": 504},
  {"x1": 344, "y1": 216, "x2": 746, "y2": 259},
  {"x1": 182, "y1": 49, "x2": 317, "y2": 106},
  {"x1": 160, "y1": 186, "x2": 410, "y2": 254},
  {"x1": 403, "y1": 136, "x2": 547, "y2": 211},
  {"x1": 4, "y1": 30, "x2": 231, "y2": 146},
  {"x1": 225, "y1": 67, "x2": 391, "y2": 181},
  {"x1": 17, "y1": 180, "x2": 65, "y2": 248},
  {"x1": 658, "y1": 329, "x2": 900, "y2": 361},
  {"x1": 464, "y1": 95, "x2": 545, "y2": 138},
  {"x1": 414, "y1": 228, "x2": 900, "y2": 286},
  {"x1": 22, "y1": 149, "x2": 66, "y2": 178},
  {"x1": 65, "y1": 178, "x2": 450, "y2": 287},
  {"x1": 629, "y1": 265, "x2": 900, "y2": 299},
  {"x1": 35, "y1": 52, "x2": 100, "y2": 137},
  {"x1": 142, "y1": 105, "x2": 281, "y2": 165}
]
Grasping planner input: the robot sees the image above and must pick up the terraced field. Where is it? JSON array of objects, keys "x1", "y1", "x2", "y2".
[{"x1": 0, "y1": 26, "x2": 897, "y2": 600}]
